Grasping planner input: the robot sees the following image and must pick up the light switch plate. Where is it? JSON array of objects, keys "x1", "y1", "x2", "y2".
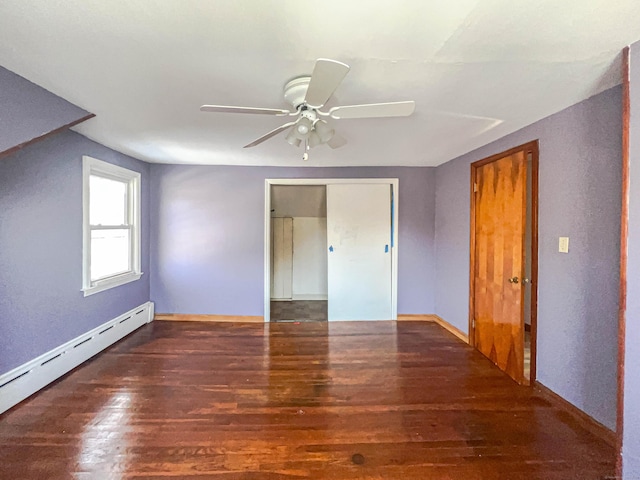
[{"x1": 559, "y1": 237, "x2": 569, "y2": 253}]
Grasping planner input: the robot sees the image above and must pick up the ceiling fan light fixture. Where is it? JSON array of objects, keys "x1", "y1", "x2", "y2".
[
  {"x1": 285, "y1": 128, "x2": 301, "y2": 146},
  {"x1": 308, "y1": 131, "x2": 322, "y2": 148},
  {"x1": 294, "y1": 116, "x2": 313, "y2": 139},
  {"x1": 314, "y1": 120, "x2": 335, "y2": 143}
]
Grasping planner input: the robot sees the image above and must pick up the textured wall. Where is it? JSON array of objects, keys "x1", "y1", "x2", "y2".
[
  {"x1": 0, "y1": 130, "x2": 150, "y2": 374},
  {"x1": 623, "y1": 41, "x2": 640, "y2": 479},
  {"x1": 0, "y1": 66, "x2": 90, "y2": 154},
  {"x1": 434, "y1": 86, "x2": 622, "y2": 430},
  {"x1": 150, "y1": 165, "x2": 435, "y2": 316}
]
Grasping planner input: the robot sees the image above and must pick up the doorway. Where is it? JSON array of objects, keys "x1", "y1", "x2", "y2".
[
  {"x1": 270, "y1": 185, "x2": 328, "y2": 322},
  {"x1": 469, "y1": 141, "x2": 539, "y2": 385},
  {"x1": 264, "y1": 179, "x2": 399, "y2": 323}
]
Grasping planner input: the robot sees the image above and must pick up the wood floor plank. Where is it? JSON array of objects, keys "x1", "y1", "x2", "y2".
[{"x1": 0, "y1": 321, "x2": 614, "y2": 479}]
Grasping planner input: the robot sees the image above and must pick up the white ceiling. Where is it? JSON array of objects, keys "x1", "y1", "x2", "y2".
[{"x1": 1, "y1": 0, "x2": 639, "y2": 167}]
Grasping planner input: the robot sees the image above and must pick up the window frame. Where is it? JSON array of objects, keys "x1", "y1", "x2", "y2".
[{"x1": 82, "y1": 156, "x2": 142, "y2": 296}]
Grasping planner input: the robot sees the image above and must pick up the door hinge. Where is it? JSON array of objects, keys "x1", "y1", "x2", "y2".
[
  {"x1": 472, "y1": 317, "x2": 476, "y2": 328},
  {"x1": 473, "y1": 182, "x2": 478, "y2": 193}
]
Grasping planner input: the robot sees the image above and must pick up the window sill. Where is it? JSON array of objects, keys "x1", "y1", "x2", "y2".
[{"x1": 82, "y1": 272, "x2": 143, "y2": 297}]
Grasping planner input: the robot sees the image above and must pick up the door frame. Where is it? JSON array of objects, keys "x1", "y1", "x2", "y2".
[
  {"x1": 264, "y1": 178, "x2": 399, "y2": 323},
  {"x1": 468, "y1": 140, "x2": 539, "y2": 382}
]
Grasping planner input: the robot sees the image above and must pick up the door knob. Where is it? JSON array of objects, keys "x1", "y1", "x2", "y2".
[{"x1": 508, "y1": 276, "x2": 519, "y2": 284}]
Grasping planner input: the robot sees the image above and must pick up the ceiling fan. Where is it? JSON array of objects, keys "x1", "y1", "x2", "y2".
[{"x1": 200, "y1": 58, "x2": 415, "y2": 160}]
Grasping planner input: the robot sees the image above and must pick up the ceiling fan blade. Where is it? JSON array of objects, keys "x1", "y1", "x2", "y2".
[
  {"x1": 327, "y1": 133, "x2": 348, "y2": 149},
  {"x1": 200, "y1": 105, "x2": 290, "y2": 115},
  {"x1": 329, "y1": 101, "x2": 415, "y2": 120},
  {"x1": 243, "y1": 122, "x2": 296, "y2": 148},
  {"x1": 303, "y1": 58, "x2": 350, "y2": 109}
]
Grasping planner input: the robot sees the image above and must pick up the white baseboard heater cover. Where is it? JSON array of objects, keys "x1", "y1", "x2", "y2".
[{"x1": 0, "y1": 301, "x2": 154, "y2": 415}]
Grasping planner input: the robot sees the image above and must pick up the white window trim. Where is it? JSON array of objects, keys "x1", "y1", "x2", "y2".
[{"x1": 82, "y1": 156, "x2": 142, "y2": 297}]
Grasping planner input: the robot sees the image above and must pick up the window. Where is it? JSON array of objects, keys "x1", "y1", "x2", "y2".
[{"x1": 82, "y1": 156, "x2": 142, "y2": 296}]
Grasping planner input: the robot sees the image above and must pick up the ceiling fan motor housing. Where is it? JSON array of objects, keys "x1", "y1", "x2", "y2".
[{"x1": 284, "y1": 76, "x2": 312, "y2": 109}]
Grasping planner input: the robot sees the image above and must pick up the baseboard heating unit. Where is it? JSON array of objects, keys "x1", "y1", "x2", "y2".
[{"x1": 0, "y1": 301, "x2": 154, "y2": 415}]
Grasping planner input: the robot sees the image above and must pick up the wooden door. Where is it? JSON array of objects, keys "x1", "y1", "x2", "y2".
[
  {"x1": 326, "y1": 184, "x2": 392, "y2": 321},
  {"x1": 472, "y1": 150, "x2": 527, "y2": 384}
]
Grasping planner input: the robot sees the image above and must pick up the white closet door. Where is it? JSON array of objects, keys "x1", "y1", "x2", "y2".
[
  {"x1": 326, "y1": 184, "x2": 392, "y2": 320},
  {"x1": 271, "y1": 217, "x2": 293, "y2": 300}
]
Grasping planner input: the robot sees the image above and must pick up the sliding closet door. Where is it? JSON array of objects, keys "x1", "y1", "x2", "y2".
[{"x1": 326, "y1": 184, "x2": 392, "y2": 320}]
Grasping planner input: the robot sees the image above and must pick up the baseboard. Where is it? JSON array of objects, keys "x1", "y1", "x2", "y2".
[
  {"x1": 398, "y1": 314, "x2": 469, "y2": 343},
  {"x1": 154, "y1": 313, "x2": 264, "y2": 323},
  {"x1": 0, "y1": 301, "x2": 154, "y2": 415},
  {"x1": 397, "y1": 314, "x2": 437, "y2": 321},
  {"x1": 534, "y1": 381, "x2": 616, "y2": 447}
]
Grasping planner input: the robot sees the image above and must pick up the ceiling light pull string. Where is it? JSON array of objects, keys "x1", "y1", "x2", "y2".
[{"x1": 303, "y1": 138, "x2": 309, "y2": 161}]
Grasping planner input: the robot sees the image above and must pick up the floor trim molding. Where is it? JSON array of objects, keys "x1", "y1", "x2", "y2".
[
  {"x1": 534, "y1": 381, "x2": 616, "y2": 447},
  {"x1": 0, "y1": 301, "x2": 153, "y2": 415},
  {"x1": 397, "y1": 314, "x2": 469, "y2": 343},
  {"x1": 154, "y1": 313, "x2": 264, "y2": 323}
]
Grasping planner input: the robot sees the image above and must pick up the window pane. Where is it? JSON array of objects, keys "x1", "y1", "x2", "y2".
[
  {"x1": 90, "y1": 175, "x2": 127, "y2": 225},
  {"x1": 91, "y1": 229, "x2": 130, "y2": 281}
]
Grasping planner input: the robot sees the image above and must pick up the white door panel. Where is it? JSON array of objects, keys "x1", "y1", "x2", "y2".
[
  {"x1": 271, "y1": 217, "x2": 293, "y2": 300},
  {"x1": 327, "y1": 184, "x2": 392, "y2": 320}
]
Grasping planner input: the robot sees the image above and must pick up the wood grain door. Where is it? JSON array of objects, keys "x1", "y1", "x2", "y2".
[{"x1": 472, "y1": 150, "x2": 527, "y2": 384}]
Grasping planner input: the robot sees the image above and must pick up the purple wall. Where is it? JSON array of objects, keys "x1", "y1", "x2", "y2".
[
  {"x1": 0, "y1": 130, "x2": 150, "y2": 374},
  {"x1": 0, "y1": 66, "x2": 90, "y2": 154},
  {"x1": 623, "y1": 41, "x2": 640, "y2": 478},
  {"x1": 434, "y1": 86, "x2": 622, "y2": 430},
  {"x1": 150, "y1": 166, "x2": 435, "y2": 316}
]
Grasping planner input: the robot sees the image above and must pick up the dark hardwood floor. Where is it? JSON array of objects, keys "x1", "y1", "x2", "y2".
[{"x1": 0, "y1": 321, "x2": 615, "y2": 479}]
